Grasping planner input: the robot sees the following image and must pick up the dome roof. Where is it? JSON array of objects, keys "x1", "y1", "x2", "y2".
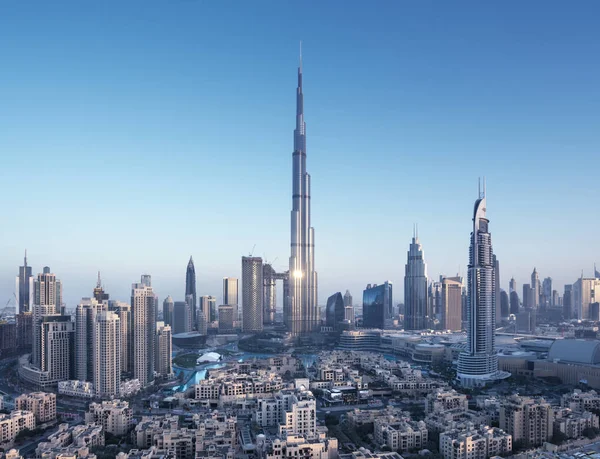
[
  {"x1": 197, "y1": 352, "x2": 221, "y2": 363},
  {"x1": 548, "y1": 340, "x2": 600, "y2": 365}
]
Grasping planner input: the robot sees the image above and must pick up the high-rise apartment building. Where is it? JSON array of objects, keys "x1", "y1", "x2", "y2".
[
  {"x1": 185, "y1": 257, "x2": 197, "y2": 330},
  {"x1": 242, "y1": 256, "x2": 263, "y2": 333},
  {"x1": 15, "y1": 392, "x2": 56, "y2": 424},
  {"x1": 287, "y1": 49, "x2": 318, "y2": 336},
  {"x1": 162, "y1": 296, "x2": 174, "y2": 327},
  {"x1": 218, "y1": 305, "x2": 234, "y2": 334},
  {"x1": 531, "y1": 268, "x2": 540, "y2": 309},
  {"x1": 76, "y1": 298, "x2": 106, "y2": 382},
  {"x1": 40, "y1": 315, "x2": 75, "y2": 384},
  {"x1": 198, "y1": 295, "x2": 213, "y2": 335},
  {"x1": 31, "y1": 270, "x2": 62, "y2": 370},
  {"x1": 108, "y1": 301, "x2": 131, "y2": 374},
  {"x1": 563, "y1": 285, "x2": 573, "y2": 320},
  {"x1": 362, "y1": 282, "x2": 393, "y2": 329},
  {"x1": 131, "y1": 281, "x2": 156, "y2": 387},
  {"x1": 15, "y1": 251, "x2": 32, "y2": 314},
  {"x1": 457, "y1": 185, "x2": 509, "y2": 387},
  {"x1": 93, "y1": 311, "x2": 121, "y2": 398},
  {"x1": 441, "y1": 277, "x2": 463, "y2": 331},
  {"x1": 572, "y1": 277, "x2": 600, "y2": 320},
  {"x1": 223, "y1": 277, "x2": 239, "y2": 322},
  {"x1": 404, "y1": 234, "x2": 428, "y2": 330},
  {"x1": 155, "y1": 322, "x2": 172, "y2": 378},
  {"x1": 522, "y1": 284, "x2": 532, "y2": 309}
]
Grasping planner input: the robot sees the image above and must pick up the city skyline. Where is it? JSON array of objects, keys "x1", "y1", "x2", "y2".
[{"x1": 1, "y1": 1, "x2": 599, "y2": 308}]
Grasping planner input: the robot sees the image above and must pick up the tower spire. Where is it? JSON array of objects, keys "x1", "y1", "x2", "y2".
[
  {"x1": 299, "y1": 40, "x2": 302, "y2": 72},
  {"x1": 24, "y1": 249, "x2": 27, "y2": 266},
  {"x1": 97, "y1": 271, "x2": 101, "y2": 289}
]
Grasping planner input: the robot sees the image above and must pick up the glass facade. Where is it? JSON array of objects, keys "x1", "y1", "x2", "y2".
[
  {"x1": 325, "y1": 292, "x2": 345, "y2": 330},
  {"x1": 362, "y1": 282, "x2": 392, "y2": 329}
]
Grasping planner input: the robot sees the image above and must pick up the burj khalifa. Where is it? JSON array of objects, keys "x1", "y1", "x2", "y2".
[{"x1": 287, "y1": 47, "x2": 318, "y2": 335}]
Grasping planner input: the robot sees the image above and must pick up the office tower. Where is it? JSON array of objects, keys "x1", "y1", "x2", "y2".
[
  {"x1": 494, "y1": 256, "x2": 501, "y2": 325},
  {"x1": 16, "y1": 251, "x2": 32, "y2": 314},
  {"x1": 458, "y1": 184, "x2": 508, "y2": 387},
  {"x1": 223, "y1": 277, "x2": 239, "y2": 322},
  {"x1": 218, "y1": 305, "x2": 234, "y2": 333},
  {"x1": 441, "y1": 277, "x2": 463, "y2": 331},
  {"x1": 94, "y1": 311, "x2": 121, "y2": 398},
  {"x1": 16, "y1": 312, "x2": 32, "y2": 351},
  {"x1": 242, "y1": 256, "x2": 263, "y2": 333},
  {"x1": 552, "y1": 290, "x2": 559, "y2": 307},
  {"x1": 76, "y1": 298, "x2": 106, "y2": 382},
  {"x1": 185, "y1": 257, "x2": 197, "y2": 330},
  {"x1": 500, "y1": 396, "x2": 554, "y2": 448},
  {"x1": 109, "y1": 301, "x2": 131, "y2": 374},
  {"x1": 199, "y1": 295, "x2": 217, "y2": 324},
  {"x1": 263, "y1": 265, "x2": 277, "y2": 325},
  {"x1": 140, "y1": 274, "x2": 152, "y2": 287},
  {"x1": 198, "y1": 295, "x2": 212, "y2": 335},
  {"x1": 404, "y1": 233, "x2": 428, "y2": 330},
  {"x1": 345, "y1": 304, "x2": 354, "y2": 328},
  {"x1": 173, "y1": 301, "x2": 191, "y2": 334},
  {"x1": 563, "y1": 285, "x2": 573, "y2": 319},
  {"x1": 500, "y1": 290, "x2": 510, "y2": 318},
  {"x1": 572, "y1": 276, "x2": 600, "y2": 320},
  {"x1": 509, "y1": 277, "x2": 517, "y2": 294},
  {"x1": 40, "y1": 315, "x2": 75, "y2": 383},
  {"x1": 185, "y1": 294, "x2": 194, "y2": 331},
  {"x1": 162, "y1": 296, "x2": 174, "y2": 326},
  {"x1": 509, "y1": 291, "x2": 520, "y2": 315},
  {"x1": 531, "y1": 268, "x2": 540, "y2": 309},
  {"x1": 325, "y1": 292, "x2": 345, "y2": 331},
  {"x1": 542, "y1": 277, "x2": 552, "y2": 307},
  {"x1": 155, "y1": 322, "x2": 172, "y2": 377},
  {"x1": 344, "y1": 290, "x2": 352, "y2": 307},
  {"x1": 363, "y1": 282, "x2": 393, "y2": 329},
  {"x1": 429, "y1": 280, "x2": 442, "y2": 327},
  {"x1": 31, "y1": 271, "x2": 61, "y2": 369},
  {"x1": 522, "y1": 284, "x2": 532, "y2": 309},
  {"x1": 131, "y1": 281, "x2": 156, "y2": 387},
  {"x1": 93, "y1": 272, "x2": 109, "y2": 303},
  {"x1": 288, "y1": 48, "x2": 318, "y2": 336}
]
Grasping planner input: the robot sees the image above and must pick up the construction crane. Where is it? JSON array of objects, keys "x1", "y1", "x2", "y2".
[{"x1": 249, "y1": 244, "x2": 256, "y2": 257}]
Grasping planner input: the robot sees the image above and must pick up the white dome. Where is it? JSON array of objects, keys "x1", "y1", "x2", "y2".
[{"x1": 197, "y1": 352, "x2": 221, "y2": 363}]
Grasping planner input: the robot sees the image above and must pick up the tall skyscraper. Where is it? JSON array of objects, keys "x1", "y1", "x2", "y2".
[
  {"x1": 173, "y1": 301, "x2": 191, "y2": 334},
  {"x1": 343, "y1": 290, "x2": 353, "y2": 307},
  {"x1": 155, "y1": 322, "x2": 172, "y2": 378},
  {"x1": 457, "y1": 184, "x2": 508, "y2": 387},
  {"x1": 509, "y1": 277, "x2": 517, "y2": 294},
  {"x1": 563, "y1": 285, "x2": 573, "y2": 319},
  {"x1": 522, "y1": 284, "x2": 532, "y2": 309},
  {"x1": 93, "y1": 272, "x2": 109, "y2": 303},
  {"x1": 185, "y1": 257, "x2": 197, "y2": 330},
  {"x1": 531, "y1": 268, "x2": 540, "y2": 309},
  {"x1": 500, "y1": 290, "x2": 510, "y2": 318},
  {"x1": 109, "y1": 301, "x2": 131, "y2": 374},
  {"x1": 93, "y1": 310, "x2": 121, "y2": 398},
  {"x1": 509, "y1": 291, "x2": 520, "y2": 315},
  {"x1": 542, "y1": 277, "x2": 552, "y2": 308},
  {"x1": 16, "y1": 251, "x2": 32, "y2": 314},
  {"x1": 198, "y1": 295, "x2": 213, "y2": 334},
  {"x1": 288, "y1": 48, "x2": 318, "y2": 336},
  {"x1": 39, "y1": 315, "x2": 75, "y2": 383},
  {"x1": 76, "y1": 298, "x2": 106, "y2": 382},
  {"x1": 223, "y1": 277, "x2": 239, "y2": 322},
  {"x1": 441, "y1": 277, "x2": 463, "y2": 331},
  {"x1": 31, "y1": 271, "x2": 61, "y2": 369},
  {"x1": 242, "y1": 256, "x2": 263, "y2": 333},
  {"x1": 362, "y1": 282, "x2": 393, "y2": 329},
  {"x1": 218, "y1": 305, "x2": 234, "y2": 334},
  {"x1": 572, "y1": 276, "x2": 600, "y2": 320},
  {"x1": 162, "y1": 296, "x2": 174, "y2": 326},
  {"x1": 325, "y1": 292, "x2": 345, "y2": 331},
  {"x1": 131, "y1": 281, "x2": 156, "y2": 387},
  {"x1": 404, "y1": 233, "x2": 428, "y2": 330},
  {"x1": 494, "y1": 255, "x2": 502, "y2": 325}
]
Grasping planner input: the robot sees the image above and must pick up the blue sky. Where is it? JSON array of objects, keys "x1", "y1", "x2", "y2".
[{"x1": 1, "y1": 1, "x2": 599, "y2": 309}]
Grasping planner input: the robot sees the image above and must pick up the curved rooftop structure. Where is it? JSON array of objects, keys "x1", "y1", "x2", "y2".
[{"x1": 548, "y1": 340, "x2": 600, "y2": 365}]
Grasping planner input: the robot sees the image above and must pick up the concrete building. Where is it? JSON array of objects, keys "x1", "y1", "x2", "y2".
[
  {"x1": 242, "y1": 256, "x2": 263, "y2": 333},
  {"x1": 15, "y1": 392, "x2": 56, "y2": 424},
  {"x1": 223, "y1": 277, "x2": 239, "y2": 322},
  {"x1": 155, "y1": 322, "x2": 172, "y2": 378},
  {"x1": 131, "y1": 281, "x2": 156, "y2": 387},
  {"x1": 94, "y1": 310, "x2": 121, "y2": 398},
  {"x1": 441, "y1": 277, "x2": 463, "y2": 331},
  {"x1": 0, "y1": 411, "x2": 35, "y2": 444},
  {"x1": 162, "y1": 296, "x2": 174, "y2": 327},
  {"x1": 553, "y1": 407, "x2": 599, "y2": 439},
  {"x1": 573, "y1": 277, "x2": 600, "y2": 320},
  {"x1": 218, "y1": 305, "x2": 234, "y2": 334},
  {"x1": 373, "y1": 415, "x2": 427, "y2": 453},
  {"x1": 85, "y1": 400, "x2": 133, "y2": 436},
  {"x1": 439, "y1": 426, "x2": 512, "y2": 459},
  {"x1": 425, "y1": 388, "x2": 468, "y2": 414},
  {"x1": 531, "y1": 268, "x2": 540, "y2": 309},
  {"x1": 76, "y1": 298, "x2": 106, "y2": 383},
  {"x1": 500, "y1": 395, "x2": 553, "y2": 448},
  {"x1": 109, "y1": 301, "x2": 132, "y2": 374}
]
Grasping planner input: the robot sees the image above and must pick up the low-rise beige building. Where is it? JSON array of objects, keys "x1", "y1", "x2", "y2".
[{"x1": 15, "y1": 392, "x2": 56, "y2": 424}]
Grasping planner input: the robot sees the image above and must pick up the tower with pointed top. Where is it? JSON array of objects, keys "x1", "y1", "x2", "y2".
[
  {"x1": 404, "y1": 228, "x2": 429, "y2": 330},
  {"x1": 16, "y1": 251, "x2": 32, "y2": 314},
  {"x1": 458, "y1": 184, "x2": 509, "y2": 387},
  {"x1": 287, "y1": 45, "x2": 318, "y2": 335},
  {"x1": 185, "y1": 256, "x2": 197, "y2": 330},
  {"x1": 93, "y1": 272, "x2": 109, "y2": 303}
]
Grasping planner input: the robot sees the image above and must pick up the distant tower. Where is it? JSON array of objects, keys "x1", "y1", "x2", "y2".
[
  {"x1": 542, "y1": 277, "x2": 552, "y2": 308},
  {"x1": 223, "y1": 277, "x2": 239, "y2": 322},
  {"x1": 131, "y1": 281, "x2": 156, "y2": 387},
  {"x1": 242, "y1": 256, "x2": 263, "y2": 333},
  {"x1": 93, "y1": 272, "x2": 109, "y2": 303},
  {"x1": 509, "y1": 277, "x2": 517, "y2": 294},
  {"x1": 155, "y1": 322, "x2": 172, "y2": 377},
  {"x1": 404, "y1": 230, "x2": 428, "y2": 330},
  {"x1": 32, "y1": 271, "x2": 61, "y2": 369},
  {"x1": 531, "y1": 268, "x2": 540, "y2": 309},
  {"x1": 288, "y1": 46, "x2": 318, "y2": 335},
  {"x1": 108, "y1": 301, "x2": 132, "y2": 374},
  {"x1": 457, "y1": 182, "x2": 509, "y2": 387},
  {"x1": 325, "y1": 292, "x2": 345, "y2": 331},
  {"x1": 140, "y1": 274, "x2": 152, "y2": 287},
  {"x1": 198, "y1": 295, "x2": 214, "y2": 334},
  {"x1": 563, "y1": 285, "x2": 573, "y2": 319},
  {"x1": 343, "y1": 290, "x2": 353, "y2": 307},
  {"x1": 76, "y1": 298, "x2": 106, "y2": 382},
  {"x1": 173, "y1": 301, "x2": 191, "y2": 334},
  {"x1": 509, "y1": 291, "x2": 520, "y2": 315},
  {"x1": 16, "y1": 251, "x2": 32, "y2": 314},
  {"x1": 441, "y1": 277, "x2": 463, "y2": 331},
  {"x1": 93, "y1": 310, "x2": 121, "y2": 398},
  {"x1": 185, "y1": 257, "x2": 197, "y2": 330},
  {"x1": 362, "y1": 282, "x2": 393, "y2": 329},
  {"x1": 162, "y1": 296, "x2": 174, "y2": 327},
  {"x1": 218, "y1": 305, "x2": 234, "y2": 334}
]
